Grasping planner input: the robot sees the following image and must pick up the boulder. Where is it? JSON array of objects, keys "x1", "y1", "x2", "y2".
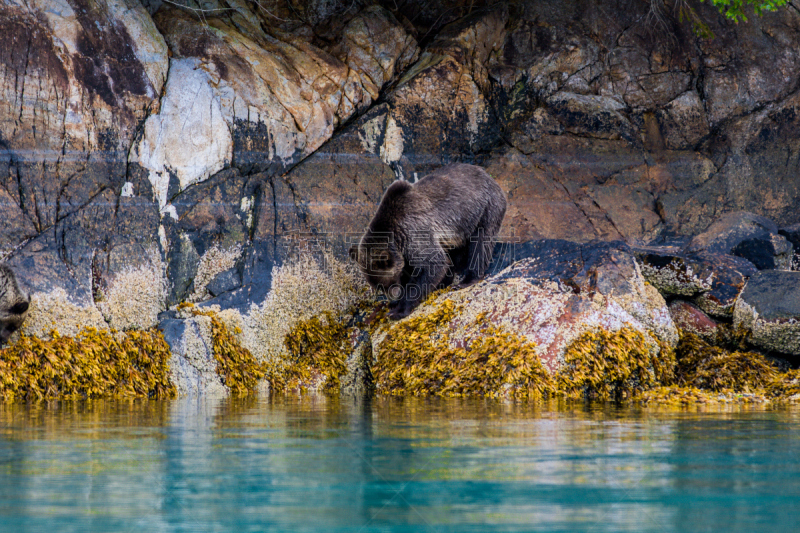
[
  {"x1": 373, "y1": 240, "x2": 677, "y2": 376},
  {"x1": 734, "y1": 271, "x2": 800, "y2": 357},
  {"x1": 634, "y1": 247, "x2": 757, "y2": 317},
  {"x1": 780, "y1": 224, "x2": 800, "y2": 271},
  {"x1": 668, "y1": 300, "x2": 721, "y2": 343},
  {"x1": 685, "y1": 211, "x2": 793, "y2": 270}
]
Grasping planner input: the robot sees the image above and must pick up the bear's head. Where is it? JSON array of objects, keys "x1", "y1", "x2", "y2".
[
  {"x1": 0, "y1": 299, "x2": 29, "y2": 343},
  {"x1": 0, "y1": 264, "x2": 30, "y2": 345},
  {"x1": 349, "y1": 235, "x2": 404, "y2": 298}
]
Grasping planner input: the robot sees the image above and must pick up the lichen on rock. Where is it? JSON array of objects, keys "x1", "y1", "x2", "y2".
[{"x1": 373, "y1": 299, "x2": 554, "y2": 399}]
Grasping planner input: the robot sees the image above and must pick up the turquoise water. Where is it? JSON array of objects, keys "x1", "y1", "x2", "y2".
[{"x1": 0, "y1": 397, "x2": 798, "y2": 532}]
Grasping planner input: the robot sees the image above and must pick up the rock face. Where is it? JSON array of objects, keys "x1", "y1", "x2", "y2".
[
  {"x1": 685, "y1": 212, "x2": 793, "y2": 270},
  {"x1": 734, "y1": 271, "x2": 800, "y2": 357},
  {"x1": 3, "y1": 0, "x2": 800, "y2": 392}
]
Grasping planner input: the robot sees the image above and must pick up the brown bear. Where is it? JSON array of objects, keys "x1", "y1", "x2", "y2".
[
  {"x1": 0, "y1": 264, "x2": 30, "y2": 344},
  {"x1": 350, "y1": 163, "x2": 506, "y2": 319}
]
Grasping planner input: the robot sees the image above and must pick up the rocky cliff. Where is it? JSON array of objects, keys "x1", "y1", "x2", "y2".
[{"x1": 1, "y1": 0, "x2": 800, "y2": 393}]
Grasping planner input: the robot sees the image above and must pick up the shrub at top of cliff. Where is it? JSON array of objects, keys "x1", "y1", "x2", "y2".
[{"x1": 0, "y1": 328, "x2": 175, "y2": 401}]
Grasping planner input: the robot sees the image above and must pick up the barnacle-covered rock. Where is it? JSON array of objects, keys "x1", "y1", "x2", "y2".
[
  {"x1": 160, "y1": 315, "x2": 227, "y2": 397},
  {"x1": 733, "y1": 271, "x2": 800, "y2": 356},
  {"x1": 634, "y1": 247, "x2": 757, "y2": 317}
]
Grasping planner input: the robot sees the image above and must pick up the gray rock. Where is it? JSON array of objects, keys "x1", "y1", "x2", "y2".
[
  {"x1": 734, "y1": 271, "x2": 800, "y2": 356},
  {"x1": 685, "y1": 212, "x2": 793, "y2": 270},
  {"x1": 160, "y1": 317, "x2": 228, "y2": 396},
  {"x1": 206, "y1": 268, "x2": 242, "y2": 297},
  {"x1": 780, "y1": 223, "x2": 800, "y2": 249},
  {"x1": 165, "y1": 230, "x2": 200, "y2": 307}
]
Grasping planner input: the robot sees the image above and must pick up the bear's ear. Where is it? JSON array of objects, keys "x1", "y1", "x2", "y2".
[{"x1": 349, "y1": 245, "x2": 358, "y2": 262}]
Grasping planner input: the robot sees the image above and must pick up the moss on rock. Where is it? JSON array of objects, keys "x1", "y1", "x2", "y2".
[
  {"x1": 373, "y1": 300, "x2": 554, "y2": 398},
  {"x1": 556, "y1": 327, "x2": 675, "y2": 401},
  {"x1": 282, "y1": 312, "x2": 351, "y2": 393},
  {"x1": 674, "y1": 332, "x2": 779, "y2": 392},
  {"x1": 0, "y1": 328, "x2": 175, "y2": 401}
]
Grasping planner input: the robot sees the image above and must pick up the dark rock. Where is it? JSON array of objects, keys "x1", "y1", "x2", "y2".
[
  {"x1": 206, "y1": 268, "x2": 242, "y2": 297},
  {"x1": 493, "y1": 239, "x2": 634, "y2": 293},
  {"x1": 693, "y1": 252, "x2": 759, "y2": 318},
  {"x1": 668, "y1": 300, "x2": 720, "y2": 343},
  {"x1": 633, "y1": 246, "x2": 757, "y2": 317},
  {"x1": 165, "y1": 226, "x2": 199, "y2": 307},
  {"x1": 734, "y1": 271, "x2": 800, "y2": 356},
  {"x1": 780, "y1": 224, "x2": 800, "y2": 270},
  {"x1": 731, "y1": 236, "x2": 793, "y2": 270},
  {"x1": 685, "y1": 211, "x2": 793, "y2": 269},
  {"x1": 157, "y1": 310, "x2": 178, "y2": 321},
  {"x1": 780, "y1": 223, "x2": 800, "y2": 249}
]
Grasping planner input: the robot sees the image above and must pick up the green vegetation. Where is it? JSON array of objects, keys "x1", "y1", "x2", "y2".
[
  {"x1": 702, "y1": 0, "x2": 788, "y2": 22},
  {"x1": 674, "y1": 0, "x2": 790, "y2": 38}
]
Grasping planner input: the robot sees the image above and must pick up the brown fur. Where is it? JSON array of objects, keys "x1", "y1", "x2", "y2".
[
  {"x1": 350, "y1": 163, "x2": 506, "y2": 319},
  {"x1": 0, "y1": 264, "x2": 29, "y2": 344}
]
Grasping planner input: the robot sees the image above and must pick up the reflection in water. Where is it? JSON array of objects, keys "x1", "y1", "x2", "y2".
[{"x1": 0, "y1": 397, "x2": 798, "y2": 532}]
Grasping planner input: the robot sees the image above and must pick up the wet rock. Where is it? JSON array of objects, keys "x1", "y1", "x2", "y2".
[
  {"x1": 340, "y1": 330, "x2": 374, "y2": 396},
  {"x1": 780, "y1": 223, "x2": 800, "y2": 249},
  {"x1": 734, "y1": 271, "x2": 800, "y2": 356},
  {"x1": 634, "y1": 247, "x2": 715, "y2": 297},
  {"x1": 160, "y1": 316, "x2": 228, "y2": 396},
  {"x1": 692, "y1": 253, "x2": 759, "y2": 318},
  {"x1": 668, "y1": 300, "x2": 720, "y2": 343},
  {"x1": 685, "y1": 212, "x2": 793, "y2": 270},
  {"x1": 374, "y1": 240, "x2": 677, "y2": 375},
  {"x1": 779, "y1": 224, "x2": 800, "y2": 270}
]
